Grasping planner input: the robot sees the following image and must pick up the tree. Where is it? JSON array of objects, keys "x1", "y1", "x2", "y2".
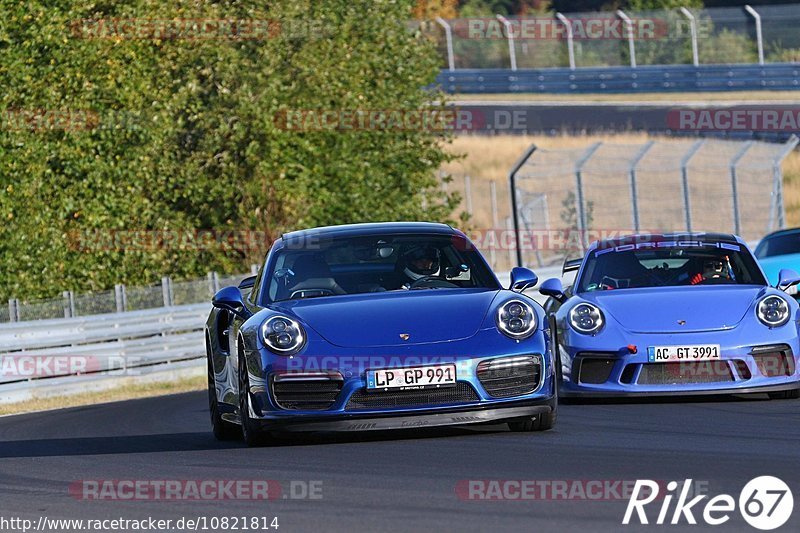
[{"x1": 0, "y1": 0, "x2": 459, "y2": 300}]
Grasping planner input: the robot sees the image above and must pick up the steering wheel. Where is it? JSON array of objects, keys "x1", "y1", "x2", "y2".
[{"x1": 409, "y1": 276, "x2": 458, "y2": 289}]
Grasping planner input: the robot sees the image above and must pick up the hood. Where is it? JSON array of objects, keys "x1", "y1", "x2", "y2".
[
  {"x1": 758, "y1": 253, "x2": 800, "y2": 285},
  {"x1": 271, "y1": 289, "x2": 499, "y2": 348},
  {"x1": 581, "y1": 285, "x2": 765, "y2": 333}
]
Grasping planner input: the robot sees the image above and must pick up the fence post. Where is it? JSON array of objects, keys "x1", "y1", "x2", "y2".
[
  {"x1": 730, "y1": 141, "x2": 754, "y2": 236},
  {"x1": 680, "y1": 140, "x2": 705, "y2": 232},
  {"x1": 464, "y1": 175, "x2": 473, "y2": 215},
  {"x1": 161, "y1": 276, "x2": 173, "y2": 307},
  {"x1": 508, "y1": 144, "x2": 538, "y2": 267},
  {"x1": 435, "y1": 17, "x2": 455, "y2": 72},
  {"x1": 8, "y1": 298, "x2": 19, "y2": 322},
  {"x1": 679, "y1": 8, "x2": 699, "y2": 67},
  {"x1": 489, "y1": 180, "x2": 498, "y2": 269},
  {"x1": 629, "y1": 141, "x2": 655, "y2": 232},
  {"x1": 62, "y1": 290, "x2": 75, "y2": 318},
  {"x1": 574, "y1": 142, "x2": 603, "y2": 250},
  {"x1": 555, "y1": 13, "x2": 575, "y2": 70},
  {"x1": 496, "y1": 15, "x2": 518, "y2": 71},
  {"x1": 114, "y1": 284, "x2": 127, "y2": 313},
  {"x1": 616, "y1": 10, "x2": 637, "y2": 68},
  {"x1": 744, "y1": 5, "x2": 764, "y2": 65},
  {"x1": 771, "y1": 135, "x2": 800, "y2": 231}
]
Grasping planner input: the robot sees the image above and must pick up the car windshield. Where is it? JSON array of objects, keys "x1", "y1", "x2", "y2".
[
  {"x1": 267, "y1": 233, "x2": 498, "y2": 302},
  {"x1": 755, "y1": 232, "x2": 800, "y2": 259},
  {"x1": 577, "y1": 241, "x2": 766, "y2": 292}
]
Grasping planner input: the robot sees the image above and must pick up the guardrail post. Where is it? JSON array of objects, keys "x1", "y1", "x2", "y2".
[
  {"x1": 496, "y1": 15, "x2": 518, "y2": 71},
  {"x1": 435, "y1": 17, "x2": 455, "y2": 72},
  {"x1": 679, "y1": 8, "x2": 699, "y2": 67},
  {"x1": 505, "y1": 217, "x2": 516, "y2": 271},
  {"x1": 8, "y1": 298, "x2": 19, "y2": 322},
  {"x1": 508, "y1": 144, "x2": 538, "y2": 267},
  {"x1": 208, "y1": 272, "x2": 220, "y2": 296},
  {"x1": 555, "y1": 13, "x2": 575, "y2": 70},
  {"x1": 250, "y1": 264, "x2": 259, "y2": 275},
  {"x1": 629, "y1": 141, "x2": 655, "y2": 232},
  {"x1": 680, "y1": 140, "x2": 704, "y2": 232},
  {"x1": 744, "y1": 5, "x2": 764, "y2": 65},
  {"x1": 114, "y1": 284, "x2": 127, "y2": 313},
  {"x1": 464, "y1": 175, "x2": 473, "y2": 215},
  {"x1": 574, "y1": 142, "x2": 603, "y2": 250},
  {"x1": 62, "y1": 290, "x2": 75, "y2": 318},
  {"x1": 161, "y1": 276, "x2": 173, "y2": 307},
  {"x1": 730, "y1": 141, "x2": 754, "y2": 236},
  {"x1": 616, "y1": 10, "x2": 637, "y2": 68}
]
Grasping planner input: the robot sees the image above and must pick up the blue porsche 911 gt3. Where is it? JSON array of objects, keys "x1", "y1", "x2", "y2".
[
  {"x1": 539, "y1": 233, "x2": 800, "y2": 399},
  {"x1": 206, "y1": 222, "x2": 556, "y2": 445}
]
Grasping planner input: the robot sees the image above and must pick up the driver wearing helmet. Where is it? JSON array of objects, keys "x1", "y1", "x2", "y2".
[{"x1": 400, "y1": 245, "x2": 441, "y2": 289}]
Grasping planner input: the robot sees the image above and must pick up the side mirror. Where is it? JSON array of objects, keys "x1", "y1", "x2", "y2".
[
  {"x1": 539, "y1": 277, "x2": 567, "y2": 303},
  {"x1": 509, "y1": 267, "x2": 538, "y2": 292},
  {"x1": 212, "y1": 286, "x2": 250, "y2": 318},
  {"x1": 238, "y1": 275, "x2": 257, "y2": 290},
  {"x1": 777, "y1": 268, "x2": 800, "y2": 290}
]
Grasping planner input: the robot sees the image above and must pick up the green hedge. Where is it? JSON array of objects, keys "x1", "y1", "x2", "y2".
[{"x1": 0, "y1": 0, "x2": 458, "y2": 300}]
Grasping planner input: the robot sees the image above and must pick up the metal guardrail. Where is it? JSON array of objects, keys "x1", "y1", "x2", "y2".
[
  {"x1": 436, "y1": 63, "x2": 800, "y2": 94},
  {"x1": 0, "y1": 303, "x2": 209, "y2": 396}
]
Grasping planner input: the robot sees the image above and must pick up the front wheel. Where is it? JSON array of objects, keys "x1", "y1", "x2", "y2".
[
  {"x1": 238, "y1": 350, "x2": 272, "y2": 447},
  {"x1": 508, "y1": 406, "x2": 557, "y2": 432},
  {"x1": 208, "y1": 355, "x2": 240, "y2": 441},
  {"x1": 768, "y1": 389, "x2": 800, "y2": 400}
]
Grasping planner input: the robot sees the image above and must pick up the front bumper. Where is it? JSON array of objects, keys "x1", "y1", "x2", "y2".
[
  {"x1": 251, "y1": 397, "x2": 555, "y2": 433},
  {"x1": 241, "y1": 327, "x2": 556, "y2": 431},
  {"x1": 558, "y1": 327, "x2": 800, "y2": 397}
]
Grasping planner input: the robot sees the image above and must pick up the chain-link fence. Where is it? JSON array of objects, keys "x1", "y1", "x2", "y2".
[
  {"x1": 4, "y1": 270, "x2": 254, "y2": 324},
  {"x1": 502, "y1": 136, "x2": 799, "y2": 270},
  {"x1": 426, "y1": 4, "x2": 800, "y2": 70}
]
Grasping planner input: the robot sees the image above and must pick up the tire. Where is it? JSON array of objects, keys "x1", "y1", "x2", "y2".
[
  {"x1": 508, "y1": 407, "x2": 557, "y2": 432},
  {"x1": 768, "y1": 389, "x2": 800, "y2": 400},
  {"x1": 207, "y1": 356, "x2": 240, "y2": 441},
  {"x1": 238, "y1": 349, "x2": 272, "y2": 447}
]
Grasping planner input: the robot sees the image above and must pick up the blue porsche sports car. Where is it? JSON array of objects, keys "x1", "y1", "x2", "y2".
[
  {"x1": 206, "y1": 222, "x2": 556, "y2": 446},
  {"x1": 539, "y1": 232, "x2": 800, "y2": 399},
  {"x1": 755, "y1": 227, "x2": 800, "y2": 299}
]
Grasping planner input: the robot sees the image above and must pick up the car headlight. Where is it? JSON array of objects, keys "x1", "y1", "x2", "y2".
[
  {"x1": 496, "y1": 299, "x2": 537, "y2": 339},
  {"x1": 261, "y1": 316, "x2": 306, "y2": 355},
  {"x1": 569, "y1": 303, "x2": 604, "y2": 335},
  {"x1": 757, "y1": 295, "x2": 790, "y2": 328}
]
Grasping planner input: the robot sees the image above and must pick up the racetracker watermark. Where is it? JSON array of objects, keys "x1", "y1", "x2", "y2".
[
  {"x1": 0, "y1": 355, "x2": 150, "y2": 379},
  {"x1": 68, "y1": 480, "x2": 322, "y2": 501},
  {"x1": 466, "y1": 229, "x2": 650, "y2": 252},
  {"x1": 67, "y1": 229, "x2": 275, "y2": 253},
  {"x1": 456, "y1": 479, "x2": 708, "y2": 501},
  {"x1": 453, "y1": 17, "x2": 667, "y2": 40},
  {"x1": 69, "y1": 18, "x2": 328, "y2": 40},
  {"x1": 667, "y1": 108, "x2": 800, "y2": 132},
  {"x1": 0, "y1": 109, "x2": 99, "y2": 132}
]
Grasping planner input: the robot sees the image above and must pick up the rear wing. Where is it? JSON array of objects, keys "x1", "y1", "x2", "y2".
[{"x1": 562, "y1": 257, "x2": 582, "y2": 276}]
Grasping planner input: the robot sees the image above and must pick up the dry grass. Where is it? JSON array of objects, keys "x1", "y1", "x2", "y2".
[
  {"x1": 442, "y1": 133, "x2": 800, "y2": 229},
  {"x1": 453, "y1": 91, "x2": 800, "y2": 103},
  {"x1": 0, "y1": 375, "x2": 206, "y2": 416}
]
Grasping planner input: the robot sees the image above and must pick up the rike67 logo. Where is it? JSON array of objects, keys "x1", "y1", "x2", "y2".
[{"x1": 623, "y1": 477, "x2": 793, "y2": 530}]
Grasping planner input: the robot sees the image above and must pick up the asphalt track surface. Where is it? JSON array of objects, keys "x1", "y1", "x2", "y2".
[{"x1": 1, "y1": 391, "x2": 799, "y2": 532}]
